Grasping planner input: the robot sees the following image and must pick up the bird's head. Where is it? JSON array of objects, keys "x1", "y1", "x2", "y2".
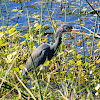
[{"x1": 55, "y1": 24, "x2": 73, "y2": 38}]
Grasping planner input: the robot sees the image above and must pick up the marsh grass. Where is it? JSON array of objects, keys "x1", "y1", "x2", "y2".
[
  {"x1": 0, "y1": 0, "x2": 100, "y2": 100},
  {"x1": 4, "y1": 0, "x2": 9, "y2": 15}
]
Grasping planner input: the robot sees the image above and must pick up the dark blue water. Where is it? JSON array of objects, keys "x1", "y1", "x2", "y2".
[{"x1": 0, "y1": 0, "x2": 100, "y2": 56}]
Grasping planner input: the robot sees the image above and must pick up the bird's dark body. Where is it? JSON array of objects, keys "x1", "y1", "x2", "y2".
[
  {"x1": 22, "y1": 24, "x2": 72, "y2": 76},
  {"x1": 22, "y1": 37, "x2": 61, "y2": 76},
  {"x1": 25, "y1": 44, "x2": 50, "y2": 71}
]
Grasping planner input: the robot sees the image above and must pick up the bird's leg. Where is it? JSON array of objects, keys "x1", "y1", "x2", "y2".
[
  {"x1": 41, "y1": 72, "x2": 44, "y2": 81},
  {"x1": 38, "y1": 64, "x2": 47, "y2": 81},
  {"x1": 37, "y1": 65, "x2": 44, "y2": 77},
  {"x1": 40, "y1": 65, "x2": 45, "y2": 80},
  {"x1": 40, "y1": 65, "x2": 44, "y2": 71}
]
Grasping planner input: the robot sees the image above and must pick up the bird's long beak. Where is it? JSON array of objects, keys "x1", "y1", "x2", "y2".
[{"x1": 71, "y1": 28, "x2": 83, "y2": 35}]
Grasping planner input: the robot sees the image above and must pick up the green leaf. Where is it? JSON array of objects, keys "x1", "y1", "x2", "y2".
[
  {"x1": 88, "y1": 7, "x2": 100, "y2": 14},
  {"x1": 94, "y1": 69, "x2": 100, "y2": 72},
  {"x1": 0, "y1": 40, "x2": 3, "y2": 46},
  {"x1": 77, "y1": 54, "x2": 83, "y2": 59},
  {"x1": 57, "y1": 51, "x2": 64, "y2": 56},
  {"x1": 68, "y1": 49, "x2": 73, "y2": 53},
  {"x1": 12, "y1": 67, "x2": 19, "y2": 72},
  {"x1": 44, "y1": 61, "x2": 50, "y2": 66},
  {"x1": 82, "y1": 7, "x2": 87, "y2": 11},
  {"x1": 22, "y1": 54, "x2": 27, "y2": 60},
  {"x1": 18, "y1": 10, "x2": 23, "y2": 13},
  {"x1": 68, "y1": 60, "x2": 75, "y2": 64},
  {"x1": 94, "y1": 49, "x2": 99, "y2": 53},
  {"x1": 96, "y1": 59, "x2": 100, "y2": 63},
  {"x1": 66, "y1": 75, "x2": 72, "y2": 79},
  {"x1": 89, "y1": 64, "x2": 94, "y2": 67},
  {"x1": 20, "y1": 41, "x2": 26, "y2": 45},
  {"x1": 83, "y1": 62, "x2": 89, "y2": 66},
  {"x1": 61, "y1": 71, "x2": 67, "y2": 74},
  {"x1": 19, "y1": 64, "x2": 25, "y2": 69},
  {"x1": 57, "y1": 82, "x2": 61, "y2": 85},
  {"x1": 12, "y1": 8, "x2": 18, "y2": 12},
  {"x1": 9, "y1": 28, "x2": 16, "y2": 34},
  {"x1": 23, "y1": 34, "x2": 29, "y2": 39},
  {"x1": 77, "y1": 60, "x2": 82, "y2": 66},
  {"x1": 97, "y1": 41, "x2": 100, "y2": 48},
  {"x1": 36, "y1": 25, "x2": 41, "y2": 30},
  {"x1": 1, "y1": 42, "x2": 9, "y2": 47},
  {"x1": 13, "y1": 23, "x2": 18, "y2": 27},
  {"x1": 12, "y1": 96, "x2": 19, "y2": 99}
]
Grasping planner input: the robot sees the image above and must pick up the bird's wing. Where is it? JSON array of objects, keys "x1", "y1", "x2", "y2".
[
  {"x1": 31, "y1": 43, "x2": 50, "y2": 59},
  {"x1": 24, "y1": 43, "x2": 50, "y2": 73}
]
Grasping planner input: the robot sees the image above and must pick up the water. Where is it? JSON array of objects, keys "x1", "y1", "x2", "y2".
[
  {"x1": 0, "y1": 0, "x2": 100, "y2": 99},
  {"x1": 0, "y1": 0, "x2": 99, "y2": 60}
]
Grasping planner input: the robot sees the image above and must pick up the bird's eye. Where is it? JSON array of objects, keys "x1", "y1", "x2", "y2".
[{"x1": 64, "y1": 26, "x2": 67, "y2": 30}]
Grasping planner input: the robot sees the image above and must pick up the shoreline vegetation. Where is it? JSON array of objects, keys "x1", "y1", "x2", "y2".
[{"x1": 0, "y1": 0, "x2": 100, "y2": 99}]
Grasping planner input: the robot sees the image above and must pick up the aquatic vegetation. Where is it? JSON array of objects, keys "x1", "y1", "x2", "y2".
[{"x1": 0, "y1": 0, "x2": 100, "y2": 99}]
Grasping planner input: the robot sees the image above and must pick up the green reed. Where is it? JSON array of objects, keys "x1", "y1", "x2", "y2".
[
  {"x1": 26, "y1": 9, "x2": 43, "y2": 100},
  {"x1": 80, "y1": 0, "x2": 85, "y2": 59},
  {"x1": 4, "y1": 0, "x2": 9, "y2": 15},
  {"x1": 27, "y1": 10, "x2": 32, "y2": 53},
  {"x1": 39, "y1": 0, "x2": 43, "y2": 45},
  {"x1": 47, "y1": 6, "x2": 56, "y2": 34},
  {"x1": 91, "y1": 16, "x2": 97, "y2": 56}
]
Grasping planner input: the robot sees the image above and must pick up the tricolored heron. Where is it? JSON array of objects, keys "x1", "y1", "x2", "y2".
[{"x1": 22, "y1": 24, "x2": 76, "y2": 76}]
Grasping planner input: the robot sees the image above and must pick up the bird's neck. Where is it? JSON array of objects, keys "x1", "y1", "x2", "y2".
[
  {"x1": 48, "y1": 36, "x2": 62, "y2": 60},
  {"x1": 52, "y1": 36, "x2": 62, "y2": 51}
]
